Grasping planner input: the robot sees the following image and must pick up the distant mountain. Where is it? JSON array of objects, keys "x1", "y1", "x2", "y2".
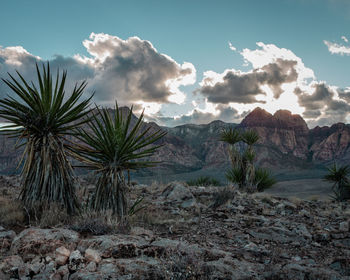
[{"x1": 0, "y1": 107, "x2": 349, "y2": 182}]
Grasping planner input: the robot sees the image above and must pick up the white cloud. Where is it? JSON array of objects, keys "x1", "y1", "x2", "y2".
[
  {"x1": 240, "y1": 42, "x2": 315, "y2": 83},
  {"x1": 324, "y1": 39, "x2": 350, "y2": 55},
  {"x1": 341, "y1": 35, "x2": 349, "y2": 43},
  {"x1": 228, "y1": 42, "x2": 236, "y2": 51}
]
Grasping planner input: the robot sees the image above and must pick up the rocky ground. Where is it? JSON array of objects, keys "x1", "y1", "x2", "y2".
[{"x1": 0, "y1": 176, "x2": 350, "y2": 279}]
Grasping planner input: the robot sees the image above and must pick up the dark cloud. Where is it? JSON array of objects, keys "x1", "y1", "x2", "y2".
[
  {"x1": 295, "y1": 83, "x2": 350, "y2": 125},
  {"x1": 199, "y1": 59, "x2": 298, "y2": 104},
  {"x1": 0, "y1": 34, "x2": 195, "y2": 109},
  {"x1": 81, "y1": 34, "x2": 195, "y2": 106},
  {"x1": 155, "y1": 105, "x2": 242, "y2": 127},
  {"x1": 338, "y1": 88, "x2": 350, "y2": 102}
]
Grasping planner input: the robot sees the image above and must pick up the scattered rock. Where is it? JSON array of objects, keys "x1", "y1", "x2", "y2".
[
  {"x1": 69, "y1": 250, "x2": 84, "y2": 272},
  {"x1": 162, "y1": 182, "x2": 197, "y2": 208},
  {"x1": 339, "y1": 221, "x2": 349, "y2": 232},
  {"x1": 85, "y1": 248, "x2": 101, "y2": 264}
]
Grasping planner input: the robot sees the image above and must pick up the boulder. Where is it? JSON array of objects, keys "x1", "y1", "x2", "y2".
[
  {"x1": 11, "y1": 228, "x2": 79, "y2": 259},
  {"x1": 162, "y1": 182, "x2": 197, "y2": 208}
]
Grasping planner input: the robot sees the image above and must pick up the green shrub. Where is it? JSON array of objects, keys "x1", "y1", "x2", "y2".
[
  {"x1": 324, "y1": 163, "x2": 350, "y2": 201},
  {"x1": 187, "y1": 176, "x2": 221, "y2": 187}
]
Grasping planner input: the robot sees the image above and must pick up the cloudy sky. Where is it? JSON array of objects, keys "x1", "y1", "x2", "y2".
[{"x1": 0, "y1": 0, "x2": 349, "y2": 127}]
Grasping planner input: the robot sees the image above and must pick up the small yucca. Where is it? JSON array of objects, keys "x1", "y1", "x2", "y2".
[{"x1": 74, "y1": 103, "x2": 166, "y2": 218}]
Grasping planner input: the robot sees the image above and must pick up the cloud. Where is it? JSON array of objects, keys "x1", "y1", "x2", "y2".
[
  {"x1": 155, "y1": 104, "x2": 243, "y2": 127},
  {"x1": 338, "y1": 87, "x2": 350, "y2": 102},
  {"x1": 199, "y1": 58, "x2": 298, "y2": 104},
  {"x1": 0, "y1": 33, "x2": 196, "y2": 116},
  {"x1": 228, "y1": 42, "x2": 236, "y2": 51},
  {"x1": 75, "y1": 33, "x2": 196, "y2": 107},
  {"x1": 197, "y1": 42, "x2": 350, "y2": 127},
  {"x1": 295, "y1": 83, "x2": 350, "y2": 126},
  {"x1": 324, "y1": 39, "x2": 350, "y2": 55}
]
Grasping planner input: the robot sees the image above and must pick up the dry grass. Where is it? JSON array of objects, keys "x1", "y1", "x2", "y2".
[{"x1": 0, "y1": 197, "x2": 25, "y2": 227}]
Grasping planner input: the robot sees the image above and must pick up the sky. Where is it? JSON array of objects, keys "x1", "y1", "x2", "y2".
[{"x1": 0, "y1": 0, "x2": 349, "y2": 127}]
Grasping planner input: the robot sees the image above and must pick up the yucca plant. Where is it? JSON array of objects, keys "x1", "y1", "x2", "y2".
[
  {"x1": 73, "y1": 103, "x2": 166, "y2": 218},
  {"x1": 254, "y1": 167, "x2": 276, "y2": 191},
  {"x1": 324, "y1": 163, "x2": 350, "y2": 201},
  {"x1": 220, "y1": 128, "x2": 275, "y2": 192},
  {"x1": 0, "y1": 63, "x2": 92, "y2": 214}
]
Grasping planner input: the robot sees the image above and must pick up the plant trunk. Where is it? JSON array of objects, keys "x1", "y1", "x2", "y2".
[
  {"x1": 91, "y1": 169, "x2": 128, "y2": 219},
  {"x1": 20, "y1": 135, "x2": 79, "y2": 215}
]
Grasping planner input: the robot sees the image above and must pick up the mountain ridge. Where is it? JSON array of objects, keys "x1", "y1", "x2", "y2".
[{"x1": 0, "y1": 107, "x2": 349, "y2": 181}]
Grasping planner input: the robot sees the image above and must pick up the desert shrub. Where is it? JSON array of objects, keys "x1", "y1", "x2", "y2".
[
  {"x1": 187, "y1": 176, "x2": 221, "y2": 187},
  {"x1": 0, "y1": 198, "x2": 25, "y2": 227},
  {"x1": 36, "y1": 203, "x2": 71, "y2": 227},
  {"x1": 70, "y1": 216, "x2": 114, "y2": 235},
  {"x1": 209, "y1": 187, "x2": 235, "y2": 209},
  {"x1": 220, "y1": 128, "x2": 276, "y2": 192}
]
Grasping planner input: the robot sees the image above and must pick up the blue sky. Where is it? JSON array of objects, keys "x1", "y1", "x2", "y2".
[{"x1": 0, "y1": 0, "x2": 349, "y2": 127}]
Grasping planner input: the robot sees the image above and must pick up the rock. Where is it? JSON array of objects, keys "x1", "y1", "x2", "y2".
[
  {"x1": 29, "y1": 258, "x2": 45, "y2": 275},
  {"x1": 0, "y1": 230, "x2": 15, "y2": 240},
  {"x1": 0, "y1": 226, "x2": 5, "y2": 231},
  {"x1": 56, "y1": 265, "x2": 69, "y2": 280},
  {"x1": 68, "y1": 250, "x2": 84, "y2": 272},
  {"x1": 77, "y1": 235, "x2": 148, "y2": 258},
  {"x1": 85, "y1": 249, "x2": 101, "y2": 264},
  {"x1": 339, "y1": 221, "x2": 349, "y2": 232},
  {"x1": 86, "y1": 261, "x2": 97, "y2": 272},
  {"x1": 11, "y1": 228, "x2": 79, "y2": 259},
  {"x1": 55, "y1": 246, "x2": 70, "y2": 266},
  {"x1": 293, "y1": 224, "x2": 312, "y2": 239},
  {"x1": 161, "y1": 182, "x2": 197, "y2": 208},
  {"x1": 130, "y1": 227, "x2": 154, "y2": 239},
  {"x1": 0, "y1": 255, "x2": 26, "y2": 277},
  {"x1": 313, "y1": 231, "x2": 331, "y2": 243}
]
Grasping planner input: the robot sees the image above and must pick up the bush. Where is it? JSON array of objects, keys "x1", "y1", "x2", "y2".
[
  {"x1": 0, "y1": 198, "x2": 25, "y2": 227},
  {"x1": 70, "y1": 217, "x2": 114, "y2": 235},
  {"x1": 187, "y1": 176, "x2": 221, "y2": 187},
  {"x1": 209, "y1": 187, "x2": 235, "y2": 209},
  {"x1": 254, "y1": 168, "x2": 277, "y2": 191}
]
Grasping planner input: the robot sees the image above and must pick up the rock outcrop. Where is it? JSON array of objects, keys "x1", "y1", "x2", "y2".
[{"x1": 240, "y1": 108, "x2": 310, "y2": 159}]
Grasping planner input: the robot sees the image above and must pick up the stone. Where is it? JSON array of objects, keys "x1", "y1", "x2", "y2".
[
  {"x1": 0, "y1": 230, "x2": 16, "y2": 240},
  {"x1": 161, "y1": 182, "x2": 197, "y2": 208},
  {"x1": 85, "y1": 249, "x2": 101, "y2": 264},
  {"x1": 55, "y1": 246, "x2": 70, "y2": 266},
  {"x1": 11, "y1": 228, "x2": 79, "y2": 258},
  {"x1": 86, "y1": 261, "x2": 97, "y2": 272},
  {"x1": 339, "y1": 221, "x2": 349, "y2": 232},
  {"x1": 68, "y1": 250, "x2": 84, "y2": 272},
  {"x1": 293, "y1": 224, "x2": 312, "y2": 239}
]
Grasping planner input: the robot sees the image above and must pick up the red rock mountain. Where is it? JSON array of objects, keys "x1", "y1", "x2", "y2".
[{"x1": 0, "y1": 107, "x2": 349, "y2": 180}]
